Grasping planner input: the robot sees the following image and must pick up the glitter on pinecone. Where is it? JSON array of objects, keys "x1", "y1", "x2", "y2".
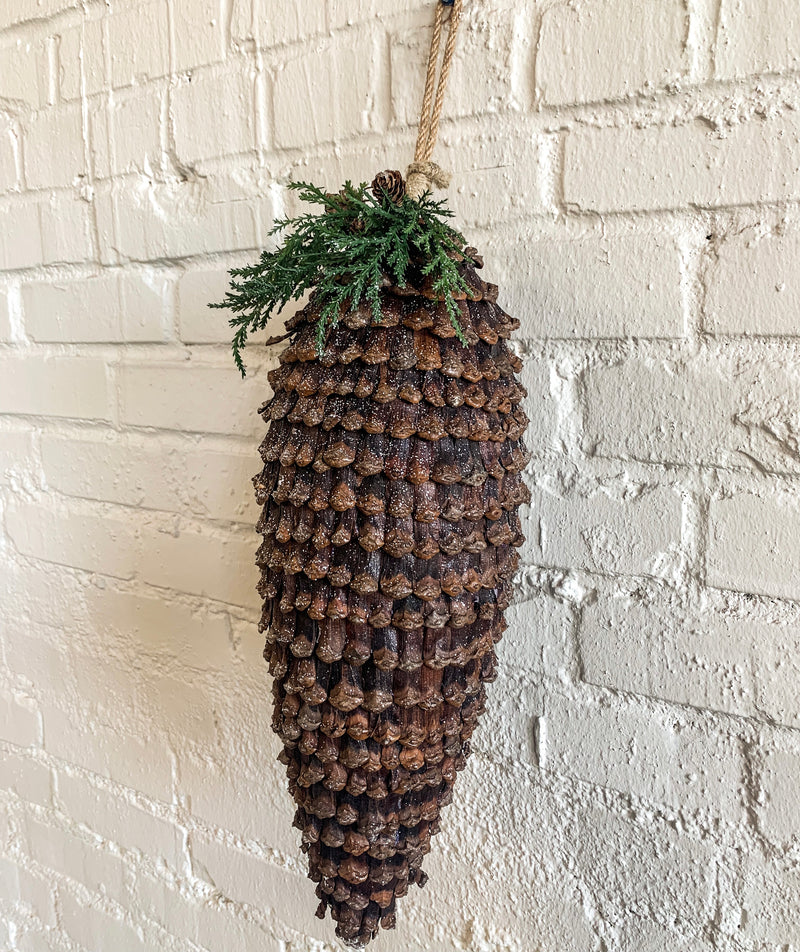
[
  {"x1": 253, "y1": 251, "x2": 530, "y2": 947},
  {"x1": 371, "y1": 170, "x2": 407, "y2": 205}
]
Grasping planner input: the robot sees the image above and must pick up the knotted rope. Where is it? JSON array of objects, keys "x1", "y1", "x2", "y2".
[{"x1": 405, "y1": 0, "x2": 464, "y2": 200}]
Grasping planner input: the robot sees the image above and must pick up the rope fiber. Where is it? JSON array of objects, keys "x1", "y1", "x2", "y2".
[{"x1": 406, "y1": 0, "x2": 464, "y2": 200}]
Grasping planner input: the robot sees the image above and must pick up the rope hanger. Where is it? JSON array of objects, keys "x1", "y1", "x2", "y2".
[{"x1": 406, "y1": 0, "x2": 465, "y2": 200}]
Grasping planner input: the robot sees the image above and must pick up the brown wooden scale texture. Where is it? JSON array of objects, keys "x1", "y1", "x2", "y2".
[{"x1": 254, "y1": 251, "x2": 530, "y2": 946}]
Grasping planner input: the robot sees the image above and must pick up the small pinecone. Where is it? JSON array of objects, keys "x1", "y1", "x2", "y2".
[
  {"x1": 254, "y1": 251, "x2": 530, "y2": 946},
  {"x1": 371, "y1": 170, "x2": 406, "y2": 205},
  {"x1": 325, "y1": 189, "x2": 366, "y2": 234}
]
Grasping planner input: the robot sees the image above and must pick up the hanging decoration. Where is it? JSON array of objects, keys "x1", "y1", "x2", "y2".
[{"x1": 212, "y1": 0, "x2": 530, "y2": 945}]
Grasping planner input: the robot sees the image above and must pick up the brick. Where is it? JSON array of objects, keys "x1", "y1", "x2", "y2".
[
  {"x1": 502, "y1": 231, "x2": 685, "y2": 339},
  {"x1": 499, "y1": 595, "x2": 573, "y2": 680},
  {"x1": 5, "y1": 502, "x2": 139, "y2": 580},
  {"x1": 0, "y1": 201, "x2": 43, "y2": 271},
  {"x1": 618, "y1": 918, "x2": 711, "y2": 952},
  {"x1": 569, "y1": 801, "x2": 717, "y2": 923},
  {"x1": 6, "y1": 495, "x2": 258, "y2": 606},
  {"x1": 757, "y1": 748, "x2": 800, "y2": 844},
  {"x1": 135, "y1": 672, "x2": 218, "y2": 743},
  {"x1": 106, "y1": 0, "x2": 169, "y2": 88},
  {"x1": 0, "y1": 427, "x2": 35, "y2": 475},
  {"x1": 227, "y1": 616, "x2": 264, "y2": 670},
  {"x1": 0, "y1": 39, "x2": 48, "y2": 108},
  {"x1": 528, "y1": 481, "x2": 682, "y2": 577},
  {"x1": 0, "y1": 748, "x2": 51, "y2": 806},
  {"x1": 274, "y1": 34, "x2": 386, "y2": 149},
  {"x1": 42, "y1": 432, "x2": 259, "y2": 523},
  {"x1": 716, "y1": 0, "x2": 800, "y2": 79},
  {"x1": 0, "y1": 857, "x2": 55, "y2": 927},
  {"x1": 61, "y1": 890, "x2": 147, "y2": 952},
  {"x1": 58, "y1": 19, "x2": 105, "y2": 101},
  {"x1": 173, "y1": 0, "x2": 222, "y2": 71},
  {"x1": 390, "y1": 11, "x2": 515, "y2": 130},
  {"x1": 177, "y1": 263, "x2": 297, "y2": 349},
  {"x1": 16, "y1": 932, "x2": 71, "y2": 952},
  {"x1": 543, "y1": 692, "x2": 745, "y2": 819},
  {"x1": 518, "y1": 356, "x2": 557, "y2": 453},
  {"x1": 736, "y1": 856, "x2": 800, "y2": 945},
  {"x1": 6, "y1": 497, "x2": 258, "y2": 606},
  {"x1": 0, "y1": 692, "x2": 41, "y2": 748},
  {"x1": 177, "y1": 265, "x2": 239, "y2": 343},
  {"x1": 118, "y1": 361, "x2": 268, "y2": 436},
  {"x1": 96, "y1": 173, "x2": 262, "y2": 261},
  {"x1": 42, "y1": 704, "x2": 173, "y2": 802},
  {"x1": 328, "y1": 0, "x2": 418, "y2": 29},
  {"x1": 708, "y1": 492, "x2": 800, "y2": 600},
  {"x1": 705, "y1": 228, "x2": 800, "y2": 335},
  {"x1": 178, "y1": 750, "x2": 296, "y2": 852},
  {"x1": 40, "y1": 192, "x2": 94, "y2": 265},
  {"x1": 564, "y1": 114, "x2": 800, "y2": 213},
  {"x1": 0, "y1": 1, "x2": 80, "y2": 30},
  {"x1": 0, "y1": 126, "x2": 18, "y2": 194},
  {"x1": 3, "y1": 558, "x2": 86, "y2": 633},
  {"x1": 470, "y1": 677, "x2": 542, "y2": 766},
  {"x1": 84, "y1": 587, "x2": 232, "y2": 672},
  {"x1": 172, "y1": 67, "x2": 256, "y2": 164},
  {"x1": 135, "y1": 872, "x2": 281, "y2": 951},
  {"x1": 242, "y1": 0, "x2": 326, "y2": 45},
  {"x1": 135, "y1": 521, "x2": 259, "y2": 608},
  {"x1": 435, "y1": 124, "x2": 547, "y2": 230},
  {"x1": 0, "y1": 622, "x2": 70, "y2": 713},
  {"x1": 191, "y1": 836, "x2": 293, "y2": 908},
  {"x1": 0, "y1": 288, "x2": 10, "y2": 341},
  {"x1": 57, "y1": 771, "x2": 182, "y2": 866},
  {"x1": 24, "y1": 105, "x2": 85, "y2": 190},
  {"x1": 753, "y1": 631, "x2": 800, "y2": 729},
  {"x1": 580, "y1": 595, "x2": 800, "y2": 725},
  {"x1": 23, "y1": 272, "x2": 169, "y2": 342},
  {"x1": 101, "y1": 86, "x2": 163, "y2": 178},
  {"x1": 191, "y1": 836, "x2": 331, "y2": 943},
  {"x1": 585, "y1": 355, "x2": 800, "y2": 473},
  {"x1": 22, "y1": 815, "x2": 126, "y2": 905},
  {"x1": 536, "y1": 0, "x2": 686, "y2": 105}
]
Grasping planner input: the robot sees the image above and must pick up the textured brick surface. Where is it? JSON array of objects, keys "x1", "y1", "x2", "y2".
[
  {"x1": 509, "y1": 231, "x2": 685, "y2": 339},
  {"x1": 0, "y1": 357, "x2": 110, "y2": 420},
  {"x1": 705, "y1": 227, "x2": 800, "y2": 335},
  {"x1": 716, "y1": 0, "x2": 800, "y2": 79},
  {"x1": 564, "y1": 114, "x2": 800, "y2": 212},
  {"x1": 707, "y1": 491, "x2": 800, "y2": 599},
  {"x1": 172, "y1": 67, "x2": 257, "y2": 164},
  {"x1": 543, "y1": 691, "x2": 746, "y2": 819},
  {"x1": 579, "y1": 593, "x2": 800, "y2": 725},
  {"x1": 23, "y1": 273, "x2": 170, "y2": 342},
  {"x1": 1, "y1": 2, "x2": 798, "y2": 951},
  {"x1": 536, "y1": 0, "x2": 687, "y2": 105},
  {"x1": 584, "y1": 353, "x2": 800, "y2": 472},
  {"x1": 274, "y1": 34, "x2": 386, "y2": 149},
  {"x1": 757, "y1": 747, "x2": 800, "y2": 844}
]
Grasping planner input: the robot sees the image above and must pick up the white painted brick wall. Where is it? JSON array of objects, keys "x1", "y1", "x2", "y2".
[{"x1": 1, "y1": 2, "x2": 799, "y2": 951}]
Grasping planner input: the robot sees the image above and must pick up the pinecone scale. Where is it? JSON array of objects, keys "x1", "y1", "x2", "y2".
[{"x1": 254, "y1": 253, "x2": 529, "y2": 946}]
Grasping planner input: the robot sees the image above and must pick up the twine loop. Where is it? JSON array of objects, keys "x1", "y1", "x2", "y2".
[
  {"x1": 405, "y1": 161, "x2": 451, "y2": 201},
  {"x1": 405, "y1": 0, "x2": 464, "y2": 199}
]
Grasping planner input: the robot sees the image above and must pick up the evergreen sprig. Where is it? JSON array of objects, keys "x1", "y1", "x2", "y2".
[{"x1": 210, "y1": 180, "x2": 473, "y2": 376}]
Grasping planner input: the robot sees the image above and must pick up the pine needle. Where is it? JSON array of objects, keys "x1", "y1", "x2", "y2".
[{"x1": 210, "y1": 180, "x2": 473, "y2": 376}]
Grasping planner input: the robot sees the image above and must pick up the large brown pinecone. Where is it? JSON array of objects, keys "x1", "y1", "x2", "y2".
[{"x1": 253, "y1": 252, "x2": 530, "y2": 946}]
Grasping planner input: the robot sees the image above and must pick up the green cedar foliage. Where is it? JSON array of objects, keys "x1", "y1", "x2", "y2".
[{"x1": 211, "y1": 180, "x2": 473, "y2": 376}]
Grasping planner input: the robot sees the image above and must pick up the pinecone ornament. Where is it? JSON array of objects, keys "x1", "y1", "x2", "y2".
[
  {"x1": 254, "y1": 249, "x2": 530, "y2": 946},
  {"x1": 371, "y1": 169, "x2": 406, "y2": 205}
]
